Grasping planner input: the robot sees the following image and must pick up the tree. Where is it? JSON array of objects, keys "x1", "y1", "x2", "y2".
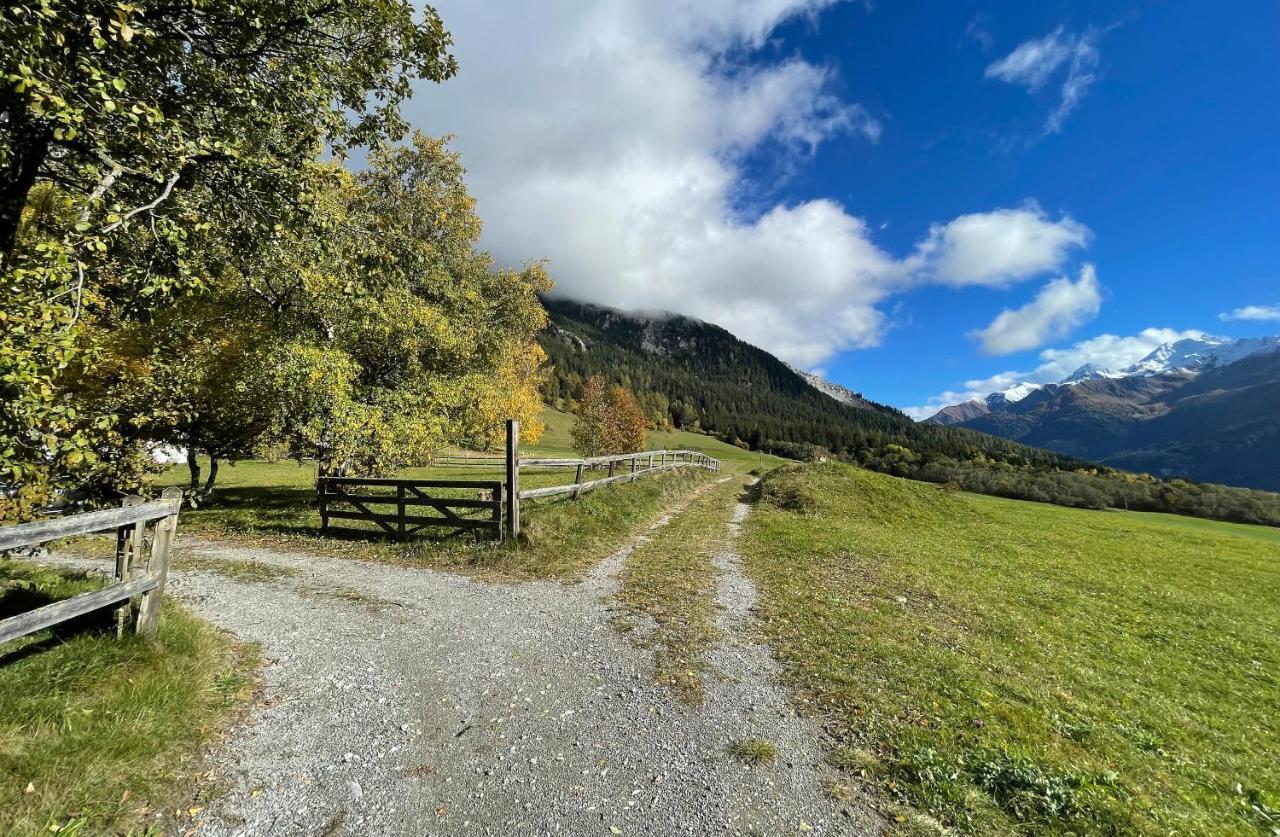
[
  {"x1": 74, "y1": 135, "x2": 551, "y2": 494},
  {"x1": 571, "y1": 375, "x2": 647, "y2": 457},
  {"x1": 85, "y1": 291, "x2": 277, "y2": 500},
  {"x1": 1, "y1": 0, "x2": 456, "y2": 254},
  {"x1": 604, "y1": 386, "x2": 648, "y2": 454},
  {"x1": 1, "y1": 2, "x2": 458, "y2": 516},
  {"x1": 236, "y1": 137, "x2": 551, "y2": 476},
  {"x1": 570, "y1": 375, "x2": 609, "y2": 457}
]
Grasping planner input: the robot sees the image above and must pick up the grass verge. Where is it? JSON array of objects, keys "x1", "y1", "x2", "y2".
[
  {"x1": 614, "y1": 477, "x2": 741, "y2": 703},
  {"x1": 740, "y1": 461, "x2": 1280, "y2": 835},
  {"x1": 0, "y1": 561, "x2": 259, "y2": 836},
  {"x1": 730, "y1": 738, "x2": 778, "y2": 765},
  {"x1": 137, "y1": 407, "x2": 779, "y2": 582}
]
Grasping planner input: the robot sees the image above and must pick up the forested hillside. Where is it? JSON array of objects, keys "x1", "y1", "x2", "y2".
[
  {"x1": 539, "y1": 299, "x2": 1084, "y2": 468},
  {"x1": 539, "y1": 299, "x2": 1280, "y2": 526}
]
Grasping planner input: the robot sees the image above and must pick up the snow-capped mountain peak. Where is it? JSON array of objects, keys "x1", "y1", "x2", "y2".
[
  {"x1": 923, "y1": 334, "x2": 1280, "y2": 424},
  {"x1": 1061, "y1": 363, "x2": 1124, "y2": 384},
  {"x1": 987, "y1": 382, "x2": 1041, "y2": 405},
  {"x1": 1123, "y1": 335, "x2": 1280, "y2": 377}
]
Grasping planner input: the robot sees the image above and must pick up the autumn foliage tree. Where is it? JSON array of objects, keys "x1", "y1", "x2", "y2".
[
  {"x1": 571, "y1": 375, "x2": 648, "y2": 457},
  {"x1": 0, "y1": 0, "x2": 458, "y2": 518},
  {"x1": 85, "y1": 135, "x2": 551, "y2": 489}
]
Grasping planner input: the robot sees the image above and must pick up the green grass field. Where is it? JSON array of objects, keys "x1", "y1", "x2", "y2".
[
  {"x1": 146, "y1": 407, "x2": 779, "y2": 580},
  {"x1": 0, "y1": 563, "x2": 257, "y2": 836},
  {"x1": 741, "y1": 462, "x2": 1280, "y2": 835}
]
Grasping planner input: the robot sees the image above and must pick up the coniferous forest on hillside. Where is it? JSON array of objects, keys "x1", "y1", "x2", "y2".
[{"x1": 540, "y1": 299, "x2": 1280, "y2": 527}]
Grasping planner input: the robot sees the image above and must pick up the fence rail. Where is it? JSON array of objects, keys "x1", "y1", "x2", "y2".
[
  {"x1": 517, "y1": 450, "x2": 718, "y2": 501},
  {"x1": 0, "y1": 488, "x2": 182, "y2": 644},
  {"x1": 317, "y1": 477, "x2": 503, "y2": 541},
  {"x1": 313, "y1": 422, "x2": 720, "y2": 543}
]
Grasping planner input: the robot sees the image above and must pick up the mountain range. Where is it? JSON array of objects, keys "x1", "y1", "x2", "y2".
[
  {"x1": 537, "y1": 297, "x2": 1085, "y2": 470},
  {"x1": 926, "y1": 336, "x2": 1280, "y2": 490}
]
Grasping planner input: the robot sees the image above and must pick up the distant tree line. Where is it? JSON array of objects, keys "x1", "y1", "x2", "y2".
[{"x1": 848, "y1": 448, "x2": 1280, "y2": 527}]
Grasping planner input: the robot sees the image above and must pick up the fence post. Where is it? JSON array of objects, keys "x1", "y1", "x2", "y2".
[
  {"x1": 397, "y1": 484, "x2": 406, "y2": 540},
  {"x1": 136, "y1": 487, "x2": 181, "y2": 639},
  {"x1": 573, "y1": 463, "x2": 585, "y2": 499},
  {"x1": 631, "y1": 455, "x2": 638, "y2": 482},
  {"x1": 505, "y1": 419, "x2": 520, "y2": 539},
  {"x1": 318, "y1": 477, "x2": 329, "y2": 534},
  {"x1": 114, "y1": 495, "x2": 145, "y2": 638}
]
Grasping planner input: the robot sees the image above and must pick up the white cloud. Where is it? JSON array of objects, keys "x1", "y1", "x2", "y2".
[
  {"x1": 402, "y1": 2, "x2": 1093, "y2": 368},
  {"x1": 1220, "y1": 305, "x2": 1280, "y2": 322},
  {"x1": 985, "y1": 27, "x2": 1072, "y2": 90},
  {"x1": 986, "y1": 27, "x2": 1103, "y2": 133},
  {"x1": 914, "y1": 206, "x2": 1090, "y2": 287},
  {"x1": 970, "y1": 264, "x2": 1102, "y2": 355},
  {"x1": 903, "y1": 326, "x2": 1206, "y2": 419},
  {"x1": 399, "y1": 1, "x2": 906, "y2": 367}
]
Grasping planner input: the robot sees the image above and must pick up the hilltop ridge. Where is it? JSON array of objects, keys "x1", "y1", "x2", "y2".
[{"x1": 926, "y1": 335, "x2": 1280, "y2": 489}]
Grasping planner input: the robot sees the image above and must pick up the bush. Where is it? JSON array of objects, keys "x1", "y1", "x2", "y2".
[{"x1": 758, "y1": 466, "x2": 821, "y2": 514}]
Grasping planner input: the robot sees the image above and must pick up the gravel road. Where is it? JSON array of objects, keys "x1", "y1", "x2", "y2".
[{"x1": 48, "y1": 485, "x2": 883, "y2": 836}]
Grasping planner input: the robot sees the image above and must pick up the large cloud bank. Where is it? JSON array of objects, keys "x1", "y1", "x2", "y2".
[{"x1": 405, "y1": 1, "x2": 1089, "y2": 366}]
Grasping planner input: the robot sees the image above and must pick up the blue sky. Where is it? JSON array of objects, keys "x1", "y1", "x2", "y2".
[
  {"x1": 768, "y1": 0, "x2": 1280, "y2": 414},
  {"x1": 406, "y1": 1, "x2": 1280, "y2": 417}
]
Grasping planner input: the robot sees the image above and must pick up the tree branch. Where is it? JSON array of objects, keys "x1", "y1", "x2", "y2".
[
  {"x1": 100, "y1": 171, "x2": 181, "y2": 234},
  {"x1": 77, "y1": 159, "x2": 122, "y2": 226}
]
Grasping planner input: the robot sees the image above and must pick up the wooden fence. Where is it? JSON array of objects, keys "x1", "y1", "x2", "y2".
[
  {"x1": 313, "y1": 421, "x2": 720, "y2": 542},
  {"x1": 517, "y1": 450, "x2": 719, "y2": 499},
  {"x1": 503, "y1": 421, "x2": 719, "y2": 538},
  {"x1": 0, "y1": 487, "x2": 183, "y2": 644},
  {"x1": 317, "y1": 477, "x2": 503, "y2": 541}
]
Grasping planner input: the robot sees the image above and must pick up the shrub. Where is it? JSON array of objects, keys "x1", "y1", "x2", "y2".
[{"x1": 758, "y1": 466, "x2": 820, "y2": 514}]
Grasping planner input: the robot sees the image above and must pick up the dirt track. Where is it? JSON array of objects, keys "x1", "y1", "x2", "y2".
[{"x1": 51, "y1": 484, "x2": 882, "y2": 836}]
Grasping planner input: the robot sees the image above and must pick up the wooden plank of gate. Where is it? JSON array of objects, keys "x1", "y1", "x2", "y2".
[
  {"x1": 334, "y1": 485, "x2": 398, "y2": 536},
  {"x1": 136, "y1": 487, "x2": 181, "y2": 638},
  {"x1": 115, "y1": 495, "x2": 145, "y2": 638}
]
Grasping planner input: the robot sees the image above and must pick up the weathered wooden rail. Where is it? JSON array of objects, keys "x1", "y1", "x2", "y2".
[
  {"x1": 517, "y1": 450, "x2": 719, "y2": 500},
  {"x1": 317, "y1": 477, "x2": 503, "y2": 541},
  {"x1": 502, "y1": 421, "x2": 719, "y2": 538},
  {"x1": 0, "y1": 487, "x2": 182, "y2": 644},
  {"x1": 313, "y1": 421, "x2": 720, "y2": 543}
]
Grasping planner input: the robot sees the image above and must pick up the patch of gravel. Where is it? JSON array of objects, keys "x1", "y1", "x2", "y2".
[{"x1": 41, "y1": 485, "x2": 882, "y2": 836}]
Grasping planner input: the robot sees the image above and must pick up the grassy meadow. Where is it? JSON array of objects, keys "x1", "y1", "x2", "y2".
[
  {"x1": 0, "y1": 563, "x2": 258, "y2": 836},
  {"x1": 142, "y1": 407, "x2": 779, "y2": 580},
  {"x1": 741, "y1": 462, "x2": 1280, "y2": 835}
]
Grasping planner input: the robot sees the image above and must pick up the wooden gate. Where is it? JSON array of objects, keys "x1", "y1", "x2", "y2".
[{"x1": 317, "y1": 477, "x2": 503, "y2": 540}]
